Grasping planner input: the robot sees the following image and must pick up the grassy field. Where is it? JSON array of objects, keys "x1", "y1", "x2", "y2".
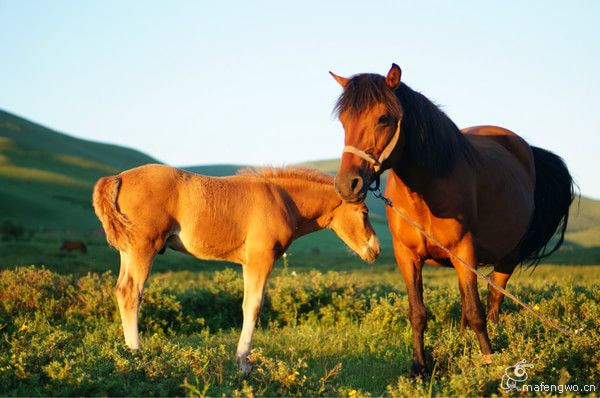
[{"x1": 1, "y1": 235, "x2": 599, "y2": 396}]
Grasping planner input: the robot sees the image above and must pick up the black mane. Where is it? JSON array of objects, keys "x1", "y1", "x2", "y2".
[{"x1": 335, "y1": 74, "x2": 473, "y2": 176}]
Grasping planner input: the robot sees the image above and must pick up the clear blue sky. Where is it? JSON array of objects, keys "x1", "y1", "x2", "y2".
[{"x1": 1, "y1": 1, "x2": 599, "y2": 198}]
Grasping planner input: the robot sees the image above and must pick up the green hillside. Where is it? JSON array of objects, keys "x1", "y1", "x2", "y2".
[
  {"x1": 0, "y1": 109, "x2": 159, "y2": 230},
  {"x1": 184, "y1": 164, "x2": 247, "y2": 177}
]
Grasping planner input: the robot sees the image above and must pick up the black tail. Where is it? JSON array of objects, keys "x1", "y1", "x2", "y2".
[{"x1": 517, "y1": 146, "x2": 574, "y2": 266}]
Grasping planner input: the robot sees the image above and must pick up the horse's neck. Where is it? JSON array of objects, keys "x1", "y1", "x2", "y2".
[
  {"x1": 393, "y1": 157, "x2": 437, "y2": 192},
  {"x1": 276, "y1": 179, "x2": 338, "y2": 236},
  {"x1": 396, "y1": 84, "x2": 472, "y2": 177}
]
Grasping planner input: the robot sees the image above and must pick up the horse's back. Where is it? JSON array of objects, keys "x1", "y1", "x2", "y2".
[
  {"x1": 462, "y1": 126, "x2": 534, "y2": 181},
  {"x1": 116, "y1": 164, "x2": 294, "y2": 263}
]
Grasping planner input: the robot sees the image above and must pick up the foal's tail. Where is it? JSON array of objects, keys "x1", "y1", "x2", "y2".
[
  {"x1": 517, "y1": 146, "x2": 575, "y2": 266},
  {"x1": 92, "y1": 176, "x2": 132, "y2": 251}
]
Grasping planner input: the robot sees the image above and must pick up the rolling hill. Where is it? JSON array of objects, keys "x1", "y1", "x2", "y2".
[{"x1": 0, "y1": 109, "x2": 159, "y2": 230}]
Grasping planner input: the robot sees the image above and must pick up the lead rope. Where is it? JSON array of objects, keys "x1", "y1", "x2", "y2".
[{"x1": 371, "y1": 188, "x2": 575, "y2": 337}]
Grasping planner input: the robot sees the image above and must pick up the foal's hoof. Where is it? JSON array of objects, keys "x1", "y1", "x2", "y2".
[
  {"x1": 237, "y1": 355, "x2": 253, "y2": 378},
  {"x1": 481, "y1": 353, "x2": 494, "y2": 365},
  {"x1": 238, "y1": 362, "x2": 253, "y2": 378}
]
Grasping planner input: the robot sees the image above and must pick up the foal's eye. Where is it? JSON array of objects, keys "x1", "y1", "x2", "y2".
[{"x1": 377, "y1": 114, "x2": 391, "y2": 126}]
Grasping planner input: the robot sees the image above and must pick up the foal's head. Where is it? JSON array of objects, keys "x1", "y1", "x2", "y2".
[
  {"x1": 330, "y1": 64, "x2": 404, "y2": 203},
  {"x1": 330, "y1": 201, "x2": 380, "y2": 263}
]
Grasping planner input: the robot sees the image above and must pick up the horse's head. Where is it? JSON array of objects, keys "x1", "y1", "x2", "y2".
[
  {"x1": 330, "y1": 64, "x2": 404, "y2": 203},
  {"x1": 330, "y1": 201, "x2": 380, "y2": 263}
]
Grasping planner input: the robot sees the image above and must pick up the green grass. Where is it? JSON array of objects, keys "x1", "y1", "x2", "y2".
[
  {"x1": 1, "y1": 233, "x2": 599, "y2": 396},
  {"x1": 0, "y1": 258, "x2": 598, "y2": 397}
]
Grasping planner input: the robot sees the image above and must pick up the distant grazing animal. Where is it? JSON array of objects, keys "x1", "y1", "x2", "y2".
[
  {"x1": 60, "y1": 241, "x2": 87, "y2": 253},
  {"x1": 330, "y1": 64, "x2": 573, "y2": 376},
  {"x1": 92, "y1": 164, "x2": 380, "y2": 375}
]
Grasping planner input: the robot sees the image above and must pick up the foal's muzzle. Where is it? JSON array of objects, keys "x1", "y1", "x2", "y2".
[{"x1": 362, "y1": 234, "x2": 381, "y2": 263}]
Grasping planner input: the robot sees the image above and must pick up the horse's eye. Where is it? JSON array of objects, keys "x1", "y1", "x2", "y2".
[{"x1": 377, "y1": 115, "x2": 391, "y2": 126}]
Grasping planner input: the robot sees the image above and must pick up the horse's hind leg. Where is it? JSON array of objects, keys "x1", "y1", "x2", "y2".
[
  {"x1": 487, "y1": 270, "x2": 512, "y2": 322},
  {"x1": 236, "y1": 255, "x2": 275, "y2": 376},
  {"x1": 115, "y1": 247, "x2": 155, "y2": 349}
]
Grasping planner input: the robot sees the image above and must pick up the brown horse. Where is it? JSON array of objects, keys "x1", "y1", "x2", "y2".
[
  {"x1": 60, "y1": 241, "x2": 87, "y2": 253},
  {"x1": 330, "y1": 64, "x2": 573, "y2": 376},
  {"x1": 93, "y1": 164, "x2": 380, "y2": 374}
]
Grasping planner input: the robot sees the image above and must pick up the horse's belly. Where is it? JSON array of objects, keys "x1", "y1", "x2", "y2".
[
  {"x1": 174, "y1": 226, "x2": 245, "y2": 264},
  {"x1": 474, "y1": 180, "x2": 534, "y2": 263}
]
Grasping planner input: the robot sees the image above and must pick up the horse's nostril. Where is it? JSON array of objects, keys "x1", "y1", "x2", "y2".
[{"x1": 350, "y1": 177, "x2": 363, "y2": 193}]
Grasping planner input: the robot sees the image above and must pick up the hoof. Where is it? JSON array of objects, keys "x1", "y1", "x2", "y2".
[
  {"x1": 481, "y1": 353, "x2": 494, "y2": 365},
  {"x1": 237, "y1": 355, "x2": 253, "y2": 378},
  {"x1": 487, "y1": 312, "x2": 500, "y2": 323},
  {"x1": 410, "y1": 362, "x2": 426, "y2": 378},
  {"x1": 238, "y1": 362, "x2": 253, "y2": 378}
]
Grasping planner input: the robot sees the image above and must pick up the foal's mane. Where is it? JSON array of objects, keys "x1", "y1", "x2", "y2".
[
  {"x1": 237, "y1": 167, "x2": 334, "y2": 186},
  {"x1": 334, "y1": 74, "x2": 474, "y2": 176}
]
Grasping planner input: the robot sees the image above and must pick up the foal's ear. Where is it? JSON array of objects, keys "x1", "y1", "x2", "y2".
[
  {"x1": 329, "y1": 71, "x2": 350, "y2": 88},
  {"x1": 385, "y1": 63, "x2": 402, "y2": 90}
]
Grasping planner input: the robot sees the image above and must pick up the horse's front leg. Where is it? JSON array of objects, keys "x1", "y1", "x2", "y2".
[
  {"x1": 236, "y1": 254, "x2": 275, "y2": 376},
  {"x1": 451, "y1": 237, "x2": 493, "y2": 363},
  {"x1": 394, "y1": 243, "x2": 427, "y2": 377}
]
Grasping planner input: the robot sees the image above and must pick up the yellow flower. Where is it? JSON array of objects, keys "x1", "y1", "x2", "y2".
[{"x1": 533, "y1": 304, "x2": 540, "y2": 310}]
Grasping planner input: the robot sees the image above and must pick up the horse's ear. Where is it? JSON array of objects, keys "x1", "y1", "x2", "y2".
[
  {"x1": 329, "y1": 71, "x2": 350, "y2": 88},
  {"x1": 385, "y1": 63, "x2": 402, "y2": 90}
]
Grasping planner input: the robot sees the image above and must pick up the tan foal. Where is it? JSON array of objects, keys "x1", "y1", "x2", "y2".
[{"x1": 93, "y1": 164, "x2": 380, "y2": 374}]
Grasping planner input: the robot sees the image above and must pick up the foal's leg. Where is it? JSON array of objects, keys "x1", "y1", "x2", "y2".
[
  {"x1": 236, "y1": 256, "x2": 275, "y2": 376},
  {"x1": 487, "y1": 270, "x2": 512, "y2": 322},
  {"x1": 394, "y1": 244, "x2": 427, "y2": 377},
  {"x1": 451, "y1": 240, "x2": 493, "y2": 363},
  {"x1": 115, "y1": 246, "x2": 155, "y2": 349}
]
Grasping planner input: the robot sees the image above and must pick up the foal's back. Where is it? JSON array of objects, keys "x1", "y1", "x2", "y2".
[{"x1": 115, "y1": 164, "x2": 295, "y2": 263}]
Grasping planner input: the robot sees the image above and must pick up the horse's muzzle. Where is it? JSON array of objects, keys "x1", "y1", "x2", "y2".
[
  {"x1": 334, "y1": 173, "x2": 367, "y2": 203},
  {"x1": 361, "y1": 234, "x2": 381, "y2": 263}
]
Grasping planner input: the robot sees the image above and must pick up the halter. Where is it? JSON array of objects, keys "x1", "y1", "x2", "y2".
[{"x1": 343, "y1": 121, "x2": 400, "y2": 174}]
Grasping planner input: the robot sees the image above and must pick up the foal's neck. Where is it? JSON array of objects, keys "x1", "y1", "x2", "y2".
[{"x1": 276, "y1": 178, "x2": 340, "y2": 237}]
